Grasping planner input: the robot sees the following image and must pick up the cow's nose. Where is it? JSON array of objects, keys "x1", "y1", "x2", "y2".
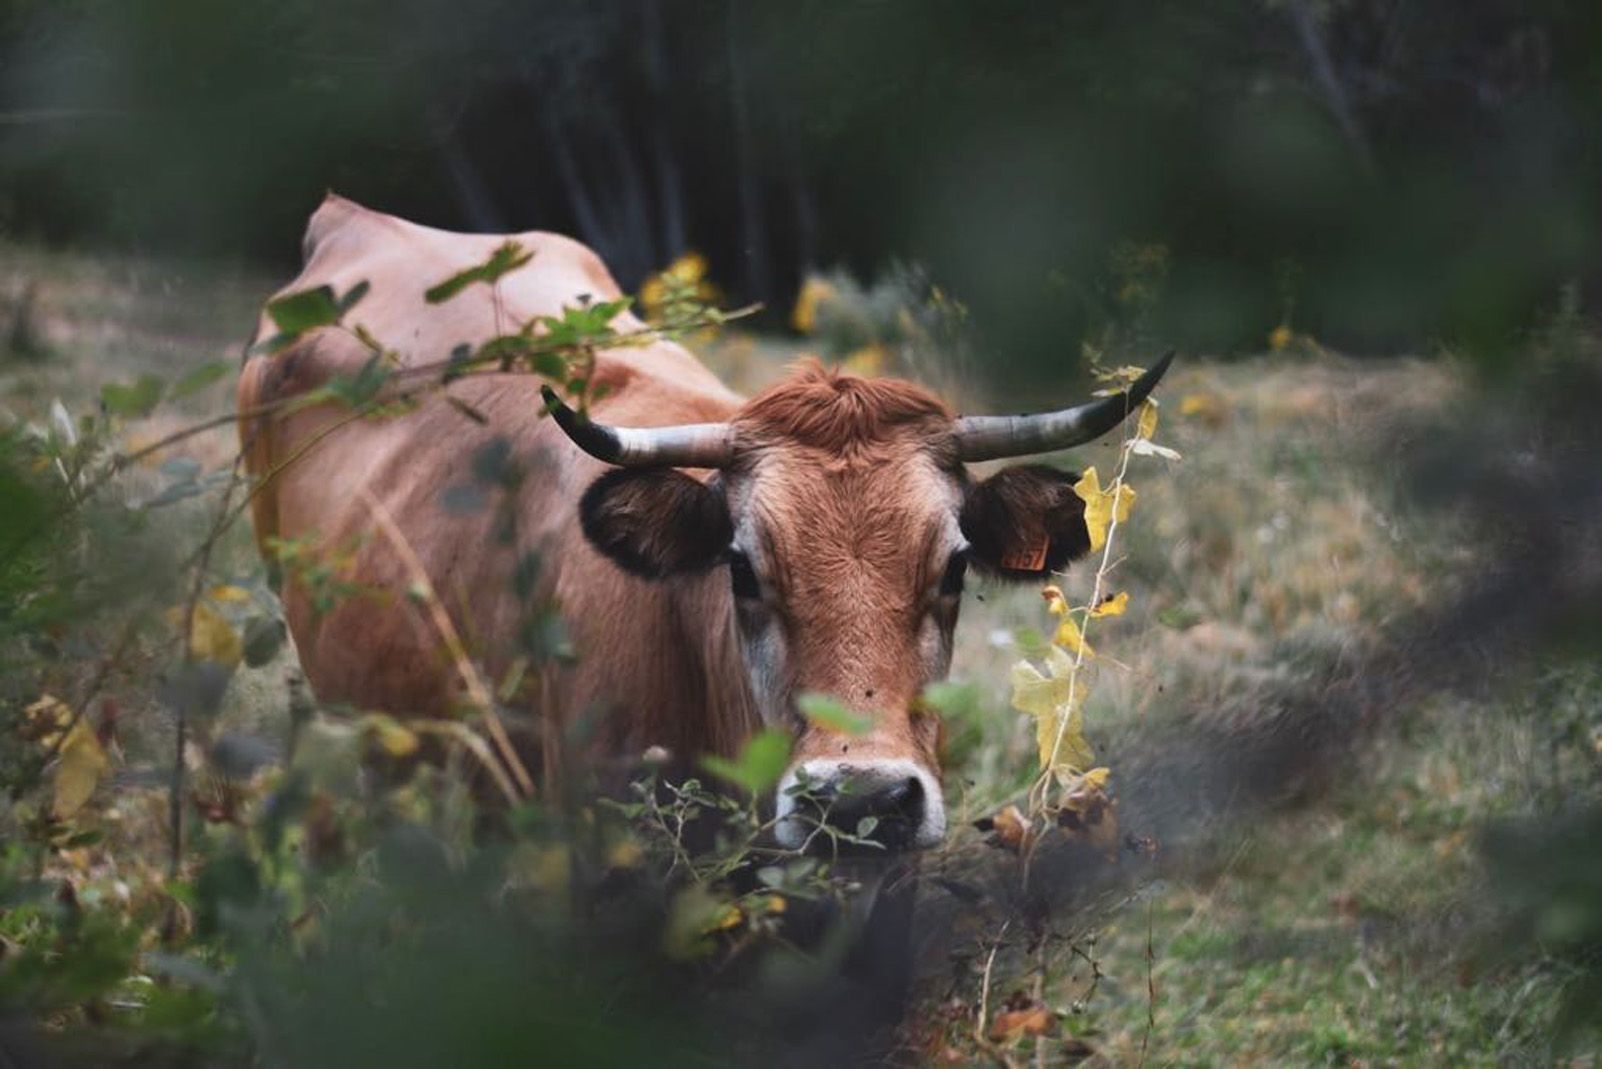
[{"x1": 799, "y1": 771, "x2": 927, "y2": 852}]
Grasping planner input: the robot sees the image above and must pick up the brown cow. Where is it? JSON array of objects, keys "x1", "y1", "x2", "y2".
[{"x1": 238, "y1": 194, "x2": 1170, "y2": 849}]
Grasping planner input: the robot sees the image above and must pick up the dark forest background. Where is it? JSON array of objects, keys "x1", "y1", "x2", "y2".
[{"x1": 4, "y1": 0, "x2": 1602, "y2": 380}]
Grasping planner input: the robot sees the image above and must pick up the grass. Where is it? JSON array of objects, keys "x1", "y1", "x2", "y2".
[{"x1": 2, "y1": 240, "x2": 1598, "y2": 1065}]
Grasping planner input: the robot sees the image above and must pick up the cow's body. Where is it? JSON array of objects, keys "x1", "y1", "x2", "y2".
[
  {"x1": 241, "y1": 195, "x2": 1169, "y2": 848},
  {"x1": 239, "y1": 195, "x2": 757, "y2": 770}
]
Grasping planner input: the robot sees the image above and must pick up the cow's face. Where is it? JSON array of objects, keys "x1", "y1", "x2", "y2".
[{"x1": 578, "y1": 366, "x2": 1096, "y2": 851}]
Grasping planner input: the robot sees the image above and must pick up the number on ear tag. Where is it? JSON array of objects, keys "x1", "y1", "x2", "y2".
[{"x1": 1000, "y1": 534, "x2": 1049, "y2": 572}]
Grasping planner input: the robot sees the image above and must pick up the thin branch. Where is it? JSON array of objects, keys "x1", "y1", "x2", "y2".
[
  {"x1": 170, "y1": 456, "x2": 248, "y2": 877},
  {"x1": 359, "y1": 488, "x2": 536, "y2": 800},
  {"x1": 975, "y1": 918, "x2": 1012, "y2": 1046}
]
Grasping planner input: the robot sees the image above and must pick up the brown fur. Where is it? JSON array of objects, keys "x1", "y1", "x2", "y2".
[{"x1": 736, "y1": 359, "x2": 954, "y2": 460}]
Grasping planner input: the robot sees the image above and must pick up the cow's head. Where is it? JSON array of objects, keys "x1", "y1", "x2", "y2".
[{"x1": 546, "y1": 353, "x2": 1171, "y2": 851}]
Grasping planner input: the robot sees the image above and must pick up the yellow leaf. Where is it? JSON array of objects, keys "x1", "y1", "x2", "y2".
[
  {"x1": 709, "y1": 903, "x2": 744, "y2": 932},
  {"x1": 1041, "y1": 585, "x2": 1068, "y2": 616},
  {"x1": 361, "y1": 714, "x2": 420, "y2": 759},
  {"x1": 1136, "y1": 399, "x2": 1159, "y2": 440},
  {"x1": 665, "y1": 251, "x2": 708, "y2": 284},
  {"x1": 639, "y1": 253, "x2": 712, "y2": 317},
  {"x1": 53, "y1": 720, "x2": 109, "y2": 818},
  {"x1": 1268, "y1": 323, "x2": 1293, "y2": 351},
  {"x1": 1052, "y1": 615, "x2": 1093, "y2": 658},
  {"x1": 1090, "y1": 364, "x2": 1147, "y2": 385},
  {"x1": 207, "y1": 584, "x2": 251, "y2": 604},
  {"x1": 790, "y1": 277, "x2": 834, "y2": 334},
  {"x1": 1073, "y1": 467, "x2": 1137, "y2": 553},
  {"x1": 515, "y1": 843, "x2": 571, "y2": 894},
  {"x1": 639, "y1": 275, "x2": 665, "y2": 313},
  {"x1": 1037, "y1": 692, "x2": 1094, "y2": 782},
  {"x1": 606, "y1": 837, "x2": 644, "y2": 871},
  {"x1": 166, "y1": 602, "x2": 242, "y2": 666},
  {"x1": 842, "y1": 343, "x2": 887, "y2": 377},
  {"x1": 1090, "y1": 591, "x2": 1129, "y2": 618},
  {"x1": 1081, "y1": 766, "x2": 1111, "y2": 791},
  {"x1": 1009, "y1": 658, "x2": 1070, "y2": 718},
  {"x1": 25, "y1": 694, "x2": 72, "y2": 745},
  {"x1": 1178, "y1": 391, "x2": 1227, "y2": 427}
]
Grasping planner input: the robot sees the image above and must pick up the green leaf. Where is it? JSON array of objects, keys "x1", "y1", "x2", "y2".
[
  {"x1": 537, "y1": 297, "x2": 632, "y2": 348},
  {"x1": 1156, "y1": 606, "x2": 1204, "y2": 631},
  {"x1": 442, "y1": 343, "x2": 472, "y2": 383},
  {"x1": 321, "y1": 354, "x2": 390, "y2": 409},
  {"x1": 529, "y1": 350, "x2": 569, "y2": 380},
  {"x1": 337, "y1": 279, "x2": 371, "y2": 315},
  {"x1": 170, "y1": 361, "x2": 232, "y2": 400},
  {"x1": 797, "y1": 693, "x2": 873, "y2": 736},
  {"x1": 1014, "y1": 626, "x2": 1051, "y2": 660},
  {"x1": 700, "y1": 728, "x2": 792, "y2": 795},
  {"x1": 100, "y1": 374, "x2": 165, "y2": 418},
  {"x1": 266, "y1": 285, "x2": 342, "y2": 334},
  {"x1": 921, "y1": 681, "x2": 981, "y2": 719},
  {"x1": 425, "y1": 241, "x2": 534, "y2": 303}
]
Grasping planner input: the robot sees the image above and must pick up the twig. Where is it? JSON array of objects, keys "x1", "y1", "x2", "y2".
[
  {"x1": 975, "y1": 918, "x2": 1012, "y2": 1046},
  {"x1": 170, "y1": 456, "x2": 247, "y2": 877},
  {"x1": 359, "y1": 487, "x2": 535, "y2": 800},
  {"x1": 1137, "y1": 897, "x2": 1156, "y2": 1068},
  {"x1": 1032, "y1": 928, "x2": 1049, "y2": 1069},
  {"x1": 32, "y1": 616, "x2": 142, "y2": 778}
]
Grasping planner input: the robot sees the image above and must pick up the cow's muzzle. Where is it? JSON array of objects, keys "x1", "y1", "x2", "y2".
[{"x1": 774, "y1": 759, "x2": 946, "y2": 853}]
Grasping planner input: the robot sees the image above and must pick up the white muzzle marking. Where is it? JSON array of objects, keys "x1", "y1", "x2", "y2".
[{"x1": 773, "y1": 757, "x2": 946, "y2": 850}]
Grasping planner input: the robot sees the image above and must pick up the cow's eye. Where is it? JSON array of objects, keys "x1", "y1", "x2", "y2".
[
  {"x1": 939, "y1": 549, "x2": 968, "y2": 597},
  {"x1": 728, "y1": 549, "x2": 761, "y2": 600}
]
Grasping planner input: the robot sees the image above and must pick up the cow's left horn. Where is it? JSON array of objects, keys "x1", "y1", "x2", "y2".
[
  {"x1": 953, "y1": 351, "x2": 1175, "y2": 462},
  {"x1": 540, "y1": 386, "x2": 734, "y2": 468}
]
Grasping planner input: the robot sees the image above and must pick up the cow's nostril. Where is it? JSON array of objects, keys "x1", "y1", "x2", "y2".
[
  {"x1": 876, "y1": 776, "x2": 921, "y2": 814},
  {"x1": 788, "y1": 769, "x2": 930, "y2": 853},
  {"x1": 850, "y1": 775, "x2": 925, "y2": 848}
]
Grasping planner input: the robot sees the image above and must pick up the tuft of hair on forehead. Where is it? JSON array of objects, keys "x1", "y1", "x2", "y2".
[{"x1": 734, "y1": 359, "x2": 952, "y2": 455}]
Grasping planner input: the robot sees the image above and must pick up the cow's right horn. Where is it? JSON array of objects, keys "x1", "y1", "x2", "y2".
[
  {"x1": 540, "y1": 386, "x2": 734, "y2": 469},
  {"x1": 952, "y1": 351, "x2": 1174, "y2": 462}
]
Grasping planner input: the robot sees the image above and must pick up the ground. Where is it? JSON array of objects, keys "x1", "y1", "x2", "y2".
[{"x1": 2, "y1": 242, "x2": 1597, "y2": 1066}]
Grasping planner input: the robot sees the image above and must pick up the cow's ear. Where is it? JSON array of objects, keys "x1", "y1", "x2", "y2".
[
  {"x1": 579, "y1": 468, "x2": 732, "y2": 579},
  {"x1": 960, "y1": 464, "x2": 1092, "y2": 580}
]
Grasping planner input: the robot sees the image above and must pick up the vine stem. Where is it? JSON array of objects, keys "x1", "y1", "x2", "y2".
[{"x1": 1029, "y1": 408, "x2": 1141, "y2": 818}]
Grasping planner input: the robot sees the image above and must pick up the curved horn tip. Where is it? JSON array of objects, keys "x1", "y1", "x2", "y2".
[
  {"x1": 951, "y1": 349, "x2": 1178, "y2": 462},
  {"x1": 538, "y1": 385, "x2": 624, "y2": 464},
  {"x1": 1129, "y1": 349, "x2": 1176, "y2": 404}
]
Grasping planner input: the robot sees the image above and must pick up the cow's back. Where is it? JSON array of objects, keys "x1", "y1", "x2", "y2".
[{"x1": 238, "y1": 196, "x2": 754, "y2": 765}]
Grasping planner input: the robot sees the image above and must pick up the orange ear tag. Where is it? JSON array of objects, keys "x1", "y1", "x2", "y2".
[{"x1": 1000, "y1": 533, "x2": 1049, "y2": 572}]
